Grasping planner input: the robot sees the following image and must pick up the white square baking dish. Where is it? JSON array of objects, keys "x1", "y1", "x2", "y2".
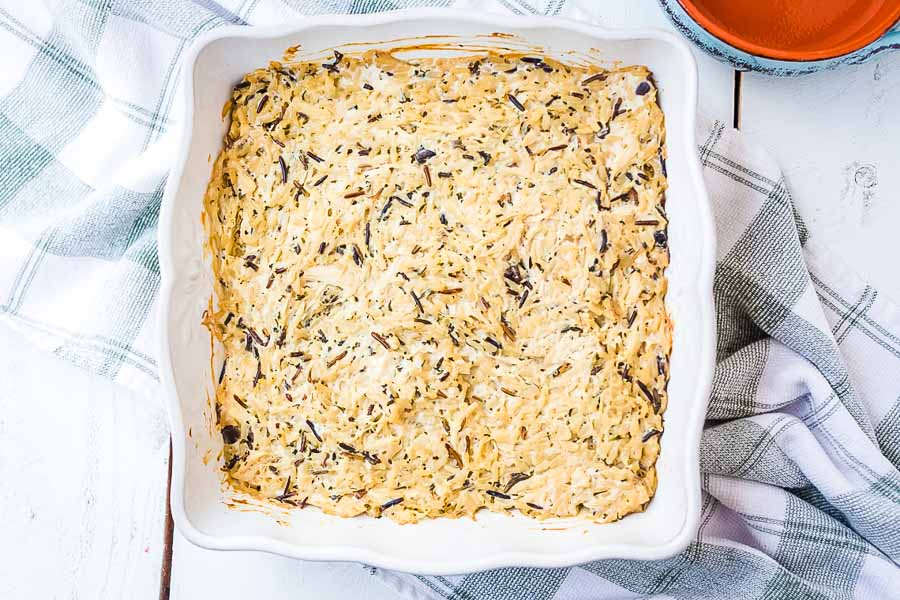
[{"x1": 159, "y1": 8, "x2": 716, "y2": 575}]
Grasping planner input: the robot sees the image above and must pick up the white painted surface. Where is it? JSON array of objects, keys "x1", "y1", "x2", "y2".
[
  {"x1": 741, "y1": 51, "x2": 900, "y2": 300},
  {"x1": 0, "y1": 1, "x2": 897, "y2": 599},
  {"x1": 170, "y1": 534, "x2": 401, "y2": 600},
  {"x1": 0, "y1": 321, "x2": 169, "y2": 600}
]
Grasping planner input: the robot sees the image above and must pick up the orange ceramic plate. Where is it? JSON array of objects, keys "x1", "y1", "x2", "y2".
[{"x1": 678, "y1": 0, "x2": 900, "y2": 61}]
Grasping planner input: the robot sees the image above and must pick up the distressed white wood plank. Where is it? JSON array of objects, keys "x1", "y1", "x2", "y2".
[
  {"x1": 741, "y1": 52, "x2": 900, "y2": 299},
  {"x1": 170, "y1": 532, "x2": 402, "y2": 600},
  {"x1": 0, "y1": 321, "x2": 170, "y2": 600}
]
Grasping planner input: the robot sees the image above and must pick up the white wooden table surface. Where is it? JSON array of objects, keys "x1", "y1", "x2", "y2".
[{"x1": 2, "y1": 2, "x2": 898, "y2": 599}]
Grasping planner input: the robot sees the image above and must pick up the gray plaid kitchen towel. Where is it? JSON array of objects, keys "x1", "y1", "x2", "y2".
[{"x1": 2, "y1": 1, "x2": 899, "y2": 598}]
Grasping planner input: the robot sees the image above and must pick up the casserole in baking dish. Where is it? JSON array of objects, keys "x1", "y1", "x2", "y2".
[{"x1": 159, "y1": 8, "x2": 715, "y2": 574}]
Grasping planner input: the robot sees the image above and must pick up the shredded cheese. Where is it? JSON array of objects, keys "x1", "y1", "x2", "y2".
[{"x1": 202, "y1": 49, "x2": 671, "y2": 524}]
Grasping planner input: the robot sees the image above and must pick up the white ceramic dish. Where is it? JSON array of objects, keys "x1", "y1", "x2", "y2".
[{"x1": 159, "y1": 8, "x2": 716, "y2": 575}]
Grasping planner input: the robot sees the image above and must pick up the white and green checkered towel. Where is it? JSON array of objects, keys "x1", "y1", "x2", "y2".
[{"x1": 3, "y1": 1, "x2": 899, "y2": 598}]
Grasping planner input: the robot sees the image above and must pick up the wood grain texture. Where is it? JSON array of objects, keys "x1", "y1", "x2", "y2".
[
  {"x1": 0, "y1": 321, "x2": 170, "y2": 600},
  {"x1": 159, "y1": 443, "x2": 174, "y2": 600},
  {"x1": 741, "y1": 51, "x2": 900, "y2": 299}
]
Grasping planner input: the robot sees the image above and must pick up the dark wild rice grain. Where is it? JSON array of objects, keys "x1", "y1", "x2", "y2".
[
  {"x1": 371, "y1": 331, "x2": 391, "y2": 350},
  {"x1": 504, "y1": 472, "x2": 531, "y2": 492},
  {"x1": 221, "y1": 425, "x2": 240, "y2": 444},
  {"x1": 581, "y1": 72, "x2": 606, "y2": 85},
  {"x1": 507, "y1": 94, "x2": 525, "y2": 112},
  {"x1": 414, "y1": 147, "x2": 436, "y2": 163},
  {"x1": 306, "y1": 419, "x2": 323, "y2": 442},
  {"x1": 642, "y1": 429, "x2": 662, "y2": 442},
  {"x1": 278, "y1": 156, "x2": 287, "y2": 183}
]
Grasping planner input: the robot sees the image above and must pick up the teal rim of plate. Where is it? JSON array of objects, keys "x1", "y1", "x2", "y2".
[{"x1": 657, "y1": 0, "x2": 900, "y2": 75}]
